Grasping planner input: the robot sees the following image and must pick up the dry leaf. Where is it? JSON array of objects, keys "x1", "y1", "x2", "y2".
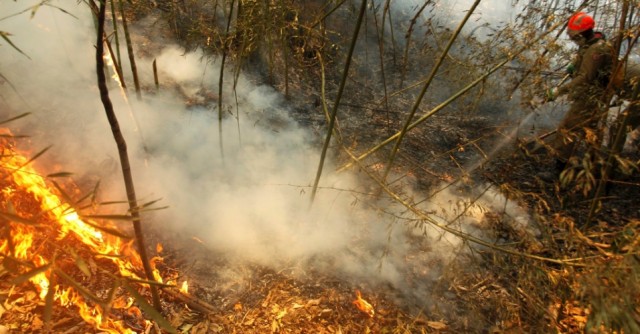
[
  {"x1": 305, "y1": 299, "x2": 321, "y2": 307},
  {"x1": 427, "y1": 321, "x2": 448, "y2": 330},
  {"x1": 30, "y1": 315, "x2": 44, "y2": 331}
]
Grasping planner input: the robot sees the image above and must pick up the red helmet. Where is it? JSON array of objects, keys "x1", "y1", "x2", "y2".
[{"x1": 567, "y1": 12, "x2": 595, "y2": 33}]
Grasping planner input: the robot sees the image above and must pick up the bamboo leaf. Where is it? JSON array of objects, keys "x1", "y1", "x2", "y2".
[
  {"x1": 78, "y1": 218, "x2": 132, "y2": 240},
  {"x1": 140, "y1": 205, "x2": 170, "y2": 213},
  {"x1": 0, "y1": 112, "x2": 31, "y2": 125},
  {"x1": 0, "y1": 31, "x2": 31, "y2": 59},
  {"x1": 67, "y1": 248, "x2": 91, "y2": 278},
  {"x1": 22, "y1": 145, "x2": 52, "y2": 167},
  {"x1": 54, "y1": 268, "x2": 104, "y2": 305},
  {"x1": 50, "y1": 180, "x2": 76, "y2": 212},
  {"x1": 0, "y1": 211, "x2": 40, "y2": 226},
  {"x1": 136, "y1": 198, "x2": 164, "y2": 210},
  {"x1": 82, "y1": 214, "x2": 134, "y2": 221},
  {"x1": 91, "y1": 181, "x2": 101, "y2": 205},
  {"x1": 46, "y1": 172, "x2": 74, "y2": 178},
  {"x1": 70, "y1": 189, "x2": 95, "y2": 207},
  {"x1": 98, "y1": 200, "x2": 129, "y2": 206},
  {"x1": 46, "y1": 4, "x2": 79, "y2": 19},
  {"x1": 30, "y1": 3, "x2": 43, "y2": 18},
  {"x1": 122, "y1": 281, "x2": 178, "y2": 334},
  {"x1": 12, "y1": 263, "x2": 51, "y2": 285},
  {"x1": 125, "y1": 276, "x2": 175, "y2": 288},
  {"x1": 0, "y1": 134, "x2": 29, "y2": 139}
]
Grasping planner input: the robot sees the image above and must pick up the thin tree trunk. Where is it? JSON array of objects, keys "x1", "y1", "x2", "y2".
[
  {"x1": 382, "y1": 0, "x2": 397, "y2": 65},
  {"x1": 110, "y1": 0, "x2": 124, "y2": 87},
  {"x1": 309, "y1": 0, "x2": 367, "y2": 206},
  {"x1": 153, "y1": 58, "x2": 159, "y2": 90},
  {"x1": 95, "y1": 0, "x2": 161, "y2": 312},
  {"x1": 372, "y1": 4, "x2": 391, "y2": 134},
  {"x1": 218, "y1": 0, "x2": 236, "y2": 160},
  {"x1": 401, "y1": 1, "x2": 429, "y2": 87},
  {"x1": 380, "y1": 0, "x2": 481, "y2": 185},
  {"x1": 118, "y1": 0, "x2": 141, "y2": 100}
]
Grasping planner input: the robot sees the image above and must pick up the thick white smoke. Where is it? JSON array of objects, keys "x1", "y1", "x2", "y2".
[{"x1": 0, "y1": 1, "x2": 534, "y2": 305}]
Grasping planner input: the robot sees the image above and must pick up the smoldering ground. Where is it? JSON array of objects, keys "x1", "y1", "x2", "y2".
[{"x1": 1, "y1": 0, "x2": 541, "y2": 314}]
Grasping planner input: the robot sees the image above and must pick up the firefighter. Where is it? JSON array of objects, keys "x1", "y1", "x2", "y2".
[{"x1": 545, "y1": 12, "x2": 614, "y2": 172}]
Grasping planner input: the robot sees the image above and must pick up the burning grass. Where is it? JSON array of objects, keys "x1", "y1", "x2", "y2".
[
  {"x1": 0, "y1": 134, "x2": 456, "y2": 333},
  {"x1": 0, "y1": 134, "x2": 171, "y2": 333}
]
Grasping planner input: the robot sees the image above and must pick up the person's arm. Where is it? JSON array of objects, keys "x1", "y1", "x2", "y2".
[{"x1": 557, "y1": 43, "x2": 605, "y2": 96}]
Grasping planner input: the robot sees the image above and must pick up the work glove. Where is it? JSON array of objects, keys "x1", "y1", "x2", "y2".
[
  {"x1": 546, "y1": 87, "x2": 559, "y2": 101},
  {"x1": 566, "y1": 63, "x2": 575, "y2": 75}
]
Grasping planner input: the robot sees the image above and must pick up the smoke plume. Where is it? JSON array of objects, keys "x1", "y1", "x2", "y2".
[{"x1": 0, "y1": 1, "x2": 534, "y2": 310}]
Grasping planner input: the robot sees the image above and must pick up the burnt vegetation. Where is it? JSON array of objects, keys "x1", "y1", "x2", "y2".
[{"x1": 1, "y1": 0, "x2": 640, "y2": 333}]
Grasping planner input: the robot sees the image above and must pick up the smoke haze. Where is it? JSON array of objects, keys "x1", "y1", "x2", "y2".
[{"x1": 0, "y1": 1, "x2": 535, "y2": 307}]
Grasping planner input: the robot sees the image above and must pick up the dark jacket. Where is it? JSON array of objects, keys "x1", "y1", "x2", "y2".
[{"x1": 558, "y1": 36, "x2": 614, "y2": 101}]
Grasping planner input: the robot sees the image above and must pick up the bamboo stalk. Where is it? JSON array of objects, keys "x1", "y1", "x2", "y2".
[
  {"x1": 110, "y1": 0, "x2": 123, "y2": 87},
  {"x1": 152, "y1": 58, "x2": 159, "y2": 90},
  {"x1": 217, "y1": 0, "x2": 236, "y2": 161},
  {"x1": 337, "y1": 18, "x2": 566, "y2": 173},
  {"x1": 401, "y1": 1, "x2": 429, "y2": 87},
  {"x1": 310, "y1": 0, "x2": 347, "y2": 29},
  {"x1": 382, "y1": 0, "x2": 397, "y2": 65},
  {"x1": 380, "y1": 0, "x2": 481, "y2": 186},
  {"x1": 309, "y1": 0, "x2": 367, "y2": 206},
  {"x1": 371, "y1": 4, "x2": 391, "y2": 134},
  {"x1": 104, "y1": 34, "x2": 126, "y2": 88},
  {"x1": 118, "y1": 0, "x2": 141, "y2": 100},
  {"x1": 95, "y1": 0, "x2": 161, "y2": 312}
]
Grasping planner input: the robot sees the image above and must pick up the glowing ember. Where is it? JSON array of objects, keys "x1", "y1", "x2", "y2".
[
  {"x1": 0, "y1": 136, "x2": 157, "y2": 333},
  {"x1": 353, "y1": 290, "x2": 375, "y2": 318}
]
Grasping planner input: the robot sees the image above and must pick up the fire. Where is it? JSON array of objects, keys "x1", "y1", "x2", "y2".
[
  {"x1": 0, "y1": 137, "x2": 157, "y2": 333},
  {"x1": 180, "y1": 281, "x2": 189, "y2": 294},
  {"x1": 353, "y1": 290, "x2": 375, "y2": 318},
  {"x1": 103, "y1": 51, "x2": 124, "y2": 89}
]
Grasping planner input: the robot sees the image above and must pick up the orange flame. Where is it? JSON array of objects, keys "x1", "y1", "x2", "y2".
[
  {"x1": 180, "y1": 281, "x2": 189, "y2": 294},
  {"x1": 0, "y1": 137, "x2": 154, "y2": 333},
  {"x1": 353, "y1": 290, "x2": 375, "y2": 318}
]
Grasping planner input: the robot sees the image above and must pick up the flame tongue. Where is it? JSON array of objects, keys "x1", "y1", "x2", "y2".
[
  {"x1": 353, "y1": 290, "x2": 375, "y2": 318},
  {"x1": 0, "y1": 136, "x2": 151, "y2": 333}
]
